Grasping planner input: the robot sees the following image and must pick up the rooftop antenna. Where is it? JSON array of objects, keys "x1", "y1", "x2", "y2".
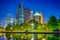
[{"x1": 19, "y1": 0, "x2": 24, "y2": 8}]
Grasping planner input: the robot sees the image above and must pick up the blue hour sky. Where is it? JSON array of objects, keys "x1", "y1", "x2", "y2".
[{"x1": 0, "y1": 0, "x2": 60, "y2": 26}]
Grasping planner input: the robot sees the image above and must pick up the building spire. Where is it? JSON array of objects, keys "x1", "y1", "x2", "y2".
[
  {"x1": 19, "y1": 0, "x2": 24, "y2": 8},
  {"x1": 21, "y1": 0, "x2": 24, "y2": 8}
]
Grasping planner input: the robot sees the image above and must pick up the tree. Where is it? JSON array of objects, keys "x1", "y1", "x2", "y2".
[
  {"x1": 47, "y1": 16, "x2": 58, "y2": 30},
  {"x1": 58, "y1": 18, "x2": 60, "y2": 29},
  {"x1": 5, "y1": 24, "x2": 12, "y2": 31}
]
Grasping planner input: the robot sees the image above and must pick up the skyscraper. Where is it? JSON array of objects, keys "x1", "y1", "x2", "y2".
[
  {"x1": 40, "y1": 12, "x2": 44, "y2": 24},
  {"x1": 24, "y1": 8, "x2": 30, "y2": 23},
  {"x1": 34, "y1": 12, "x2": 40, "y2": 23},
  {"x1": 16, "y1": 0, "x2": 24, "y2": 24}
]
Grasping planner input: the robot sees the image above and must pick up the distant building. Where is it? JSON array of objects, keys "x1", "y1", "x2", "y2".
[
  {"x1": 30, "y1": 11, "x2": 34, "y2": 20},
  {"x1": 34, "y1": 12, "x2": 40, "y2": 23},
  {"x1": 4, "y1": 20, "x2": 7, "y2": 28},
  {"x1": 7, "y1": 14, "x2": 15, "y2": 26},
  {"x1": 7, "y1": 14, "x2": 11, "y2": 24},
  {"x1": 9, "y1": 18, "x2": 15, "y2": 26},
  {"x1": 24, "y1": 8, "x2": 30, "y2": 23},
  {"x1": 40, "y1": 12, "x2": 44, "y2": 24},
  {"x1": 34, "y1": 12, "x2": 44, "y2": 24},
  {"x1": 14, "y1": 19, "x2": 17, "y2": 25},
  {"x1": 16, "y1": 0, "x2": 24, "y2": 24}
]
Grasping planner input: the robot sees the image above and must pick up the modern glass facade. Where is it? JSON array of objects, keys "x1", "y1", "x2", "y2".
[
  {"x1": 16, "y1": 8, "x2": 24, "y2": 24},
  {"x1": 16, "y1": 1, "x2": 24, "y2": 24}
]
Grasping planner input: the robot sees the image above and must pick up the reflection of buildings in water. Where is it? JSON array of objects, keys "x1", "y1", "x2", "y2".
[
  {"x1": 24, "y1": 8, "x2": 30, "y2": 23},
  {"x1": 0, "y1": 33, "x2": 47, "y2": 40},
  {"x1": 0, "y1": 27, "x2": 5, "y2": 37},
  {"x1": 0, "y1": 36, "x2": 7, "y2": 40},
  {"x1": 31, "y1": 38, "x2": 34, "y2": 40},
  {"x1": 4, "y1": 35, "x2": 7, "y2": 40},
  {"x1": 10, "y1": 37, "x2": 14, "y2": 40}
]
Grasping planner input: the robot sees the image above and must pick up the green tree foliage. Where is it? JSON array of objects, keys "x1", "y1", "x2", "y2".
[
  {"x1": 28, "y1": 19, "x2": 39, "y2": 25},
  {"x1": 58, "y1": 19, "x2": 60, "y2": 29},
  {"x1": 5, "y1": 24, "x2": 12, "y2": 31},
  {"x1": 47, "y1": 16, "x2": 58, "y2": 30}
]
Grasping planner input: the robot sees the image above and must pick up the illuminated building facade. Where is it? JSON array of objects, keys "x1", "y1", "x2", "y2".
[
  {"x1": 34, "y1": 12, "x2": 44, "y2": 24},
  {"x1": 7, "y1": 14, "x2": 11, "y2": 24},
  {"x1": 40, "y1": 12, "x2": 44, "y2": 24},
  {"x1": 7, "y1": 14, "x2": 14, "y2": 25},
  {"x1": 34, "y1": 12, "x2": 40, "y2": 23},
  {"x1": 24, "y1": 8, "x2": 30, "y2": 23},
  {"x1": 16, "y1": 0, "x2": 24, "y2": 24},
  {"x1": 30, "y1": 11, "x2": 34, "y2": 20}
]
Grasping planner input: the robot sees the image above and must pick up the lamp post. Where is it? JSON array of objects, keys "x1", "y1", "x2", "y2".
[
  {"x1": 30, "y1": 22, "x2": 34, "y2": 30},
  {"x1": 10, "y1": 27, "x2": 13, "y2": 32},
  {"x1": 30, "y1": 22, "x2": 37, "y2": 40},
  {"x1": 30, "y1": 22, "x2": 34, "y2": 40}
]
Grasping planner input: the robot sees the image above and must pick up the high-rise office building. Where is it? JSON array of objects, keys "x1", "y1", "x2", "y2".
[
  {"x1": 30, "y1": 11, "x2": 34, "y2": 20},
  {"x1": 24, "y1": 8, "x2": 30, "y2": 23},
  {"x1": 16, "y1": 0, "x2": 24, "y2": 24},
  {"x1": 34, "y1": 12, "x2": 40, "y2": 23}
]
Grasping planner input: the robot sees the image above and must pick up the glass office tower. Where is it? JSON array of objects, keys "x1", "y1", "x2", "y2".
[{"x1": 16, "y1": 0, "x2": 24, "y2": 24}]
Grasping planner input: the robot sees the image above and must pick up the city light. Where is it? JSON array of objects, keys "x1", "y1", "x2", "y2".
[
  {"x1": 10, "y1": 20, "x2": 13, "y2": 23},
  {"x1": 0, "y1": 0, "x2": 60, "y2": 40},
  {"x1": 21, "y1": 26, "x2": 23, "y2": 29},
  {"x1": 31, "y1": 23, "x2": 34, "y2": 26},
  {"x1": 10, "y1": 34, "x2": 13, "y2": 38},
  {"x1": 31, "y1": 11, "x2": 33, "y2": 13},
  {"x1": 10, "y1": 27, "x2": 13, "y2": 30},
  {"x1": 21, "y1": 36, "x2": 24, "y2": 39},
  {"x1": 31, "y1": 38, "x2": 34, "y2": 40},
  {"x1": 0, "y1": 33, "x2": 2, "y2": 36},
  {"x1": 42, "y1": 38, "x2": 46, "y2": 40}
]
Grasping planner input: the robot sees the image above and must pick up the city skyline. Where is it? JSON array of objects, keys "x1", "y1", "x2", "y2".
[{"x1": 0, "y1": 0, "x2": 60, "y2": 26}]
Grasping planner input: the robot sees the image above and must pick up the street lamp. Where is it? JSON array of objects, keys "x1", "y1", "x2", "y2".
[
  {"x1": 10, "y1": 27, "x2": 13, "y2": 30},
  {"x1": 21, "y1": 36, "x2": 24, "y2": 39},
  {"x1": 31, "y1": 23, "x2": 34, "y2": 26},
  {"x1": 21, "y1": 26, "x2": 23, "y2": 29},
  {"x1": 30, "y1": 22, "x2": 35, "y2": 30},
  {"x1": 30, "y1": 22, "x2": 35, "y2": 40},
  {"x1": 10, "y1": 20, "x2": 14, "y2": 26},
  {"x1": 31, "y1": 38, "x2": 34, "y2": 40},
  {"x1": 30, "y1": 22, "x2": 37, "y2": 40},
  {"x1": 10, "y1": 34, "x2": 13, "y2": 38},
  {"x1": 10, "y1": 27, "x2": 13, "y2": 32}
]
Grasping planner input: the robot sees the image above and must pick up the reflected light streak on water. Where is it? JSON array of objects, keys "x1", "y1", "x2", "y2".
[
  {"x1": 31, "y1": 38, "x2": 34, "y2": 40},
  {"x1": 0, "y1": 36, "x2": 6, "y2": 40}
]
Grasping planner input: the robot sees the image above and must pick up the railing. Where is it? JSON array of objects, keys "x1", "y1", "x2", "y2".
[{"x1": 0, "y1": 31, "x2": 60, "y2": 34}]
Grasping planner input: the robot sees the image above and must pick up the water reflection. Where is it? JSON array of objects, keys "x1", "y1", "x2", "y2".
[
  {"x1": 10, "y1": 38, "x2": 14, "y2": 40},
  {"x1": 0, "y1": 36, "x2": 6, "y2": 40},
  {"x1": 0, "y1": 33, "x2": 59, "y2": 40}
]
